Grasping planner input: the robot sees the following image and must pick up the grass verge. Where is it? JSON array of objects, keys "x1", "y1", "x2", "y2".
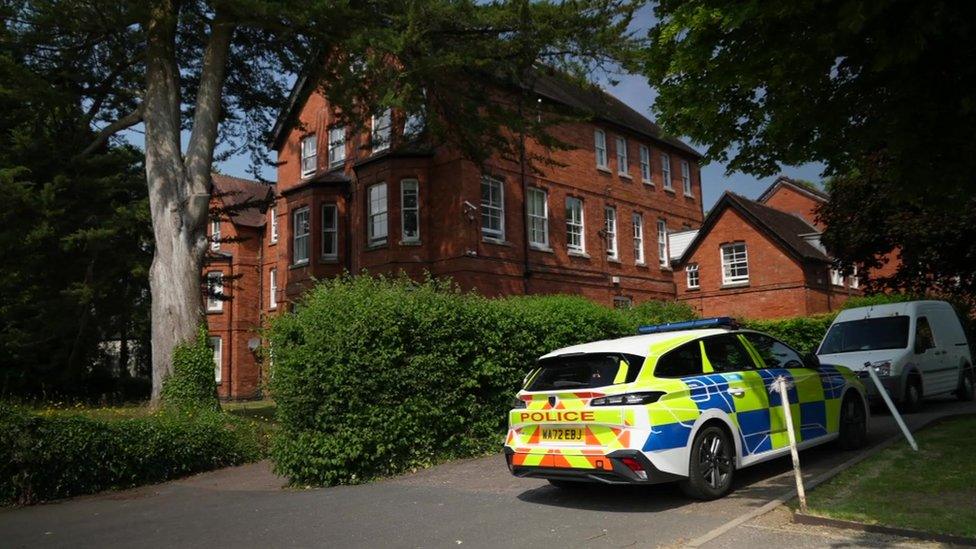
[{"x1": 805, "y1": 415, "x2": 976, "y2": 538}]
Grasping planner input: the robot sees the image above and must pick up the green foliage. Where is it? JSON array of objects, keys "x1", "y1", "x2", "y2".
[
  {"x1": 841, "y1": 293, "x2": 920, "y2": 310},
  {"x1": 644, "y1": 1, "x2": 976, "y2": 299},
  {"x1": 267, "y1": 275, "x2": 697, "y2": 486},
  {"x1": 0, "y1": 403, "x2": 260, "y2": 504},
  {"x1": 0, "y1": 16, "x2": 151, "y2": 400},
  {"x1": 741, "y1": 314, "x2": 838, "y2": 355},
  {"x1": 161, "y1": 326, "x2": 220, "y2": 411}
]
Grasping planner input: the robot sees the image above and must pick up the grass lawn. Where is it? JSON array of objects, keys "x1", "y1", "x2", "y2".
[{"x1": 805, "y1": 415, "x2": 976, "y2": 538}]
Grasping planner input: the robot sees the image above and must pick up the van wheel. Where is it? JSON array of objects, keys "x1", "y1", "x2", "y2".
[
  {"x1": 957, "y1": 367, "x2": 975, "y2": 402},
  {"x1": 837, "y1": 392, "x2": 867, "y2": 450},
  {"x1": 900, "y1": 376, "x2": 922, "y2": 414},
  {"x1": 680, "y1": 425, "x2": 734, "y2": 500}
]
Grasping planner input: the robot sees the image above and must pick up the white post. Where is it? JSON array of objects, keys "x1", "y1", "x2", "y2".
[
  {"x1": 775, "y1": 376, "x2": 807, "y2": 513},
  {"x1": 865, "y1": 364, "x2": 918, "y2": 451}
]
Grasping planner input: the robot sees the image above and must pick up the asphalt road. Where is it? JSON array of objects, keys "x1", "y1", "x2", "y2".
[{"x1": 1, "y1": 397, "x2": 972, "y2": 549}]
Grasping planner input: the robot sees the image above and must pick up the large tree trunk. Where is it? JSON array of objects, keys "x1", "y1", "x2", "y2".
[{"x1": 144, "y1": 1, "x2": 235, "y2": 403}]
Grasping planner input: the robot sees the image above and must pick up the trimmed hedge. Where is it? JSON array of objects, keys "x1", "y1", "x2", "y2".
[
  {"x1": 0, "y1": 404, "x2": 261, "y2": 504},
  {"x1": 741, "y1": 314, "x2": 837, "y2": 354},
  {"x1": 267, "y1": 275, "x2": 697, "y2": 486}
]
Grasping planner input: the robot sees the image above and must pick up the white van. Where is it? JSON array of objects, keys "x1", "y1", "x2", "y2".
[{"x1": 816, "y1": 300, "x2": 974, "y2": 411}]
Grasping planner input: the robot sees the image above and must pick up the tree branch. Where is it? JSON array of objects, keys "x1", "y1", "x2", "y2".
[
  {"x1": 78, "y1": 104, "x2": 145, "y2": 158},
  {"x1": 184, "y1": 16, "x2": 235, "y2": 200}
]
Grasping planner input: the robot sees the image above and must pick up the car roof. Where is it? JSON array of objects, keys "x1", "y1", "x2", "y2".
[{"x1": 540, "y1": 328, "x2": 729, "y2": 360}]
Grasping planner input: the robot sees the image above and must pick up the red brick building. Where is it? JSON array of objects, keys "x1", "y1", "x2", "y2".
[
  {"x1": 205, "y1": 73, "x2": 707, "y2": 399},
  {"x1": 672, "y1": 177, "x2": 861, "y2": 319}
]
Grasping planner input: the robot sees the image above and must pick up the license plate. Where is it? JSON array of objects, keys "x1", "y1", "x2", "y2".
[{"x1": 540, "y1": 427, "x2": 585, "y2": 442}]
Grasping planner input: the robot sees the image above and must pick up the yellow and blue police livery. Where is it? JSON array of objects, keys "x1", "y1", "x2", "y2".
[{"x1": 504, "y1": 317, "x2": 868, "y2": 500}]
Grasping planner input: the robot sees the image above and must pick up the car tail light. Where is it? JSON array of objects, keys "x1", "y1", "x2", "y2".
[
  {"x1": 619, "y1": 457, "x2": 648, "y2": 480},
  {"x1": 590, "y1": 391, "x2": 664, "y2": 406}
]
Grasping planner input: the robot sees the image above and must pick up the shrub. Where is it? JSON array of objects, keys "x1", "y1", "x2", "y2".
[
  {"x1": 161, "y1": 325, "x2": 220, "y2": 411},
  {"x1": 741, "y1": 314, "x2": 837, "y2": 354},
  {"x1": 267, "y1": 275, "x2": 696, "y2": 486},
  {"x1": 0, "y1": 404, "x2": 260, "y2": 504},
  {"x1": 842, "y1": 293, "x2": 920, "y2": 310}
]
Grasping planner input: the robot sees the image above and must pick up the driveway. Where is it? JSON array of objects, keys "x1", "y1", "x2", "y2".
[{"x1": 1, "y1": 398, "x2": 972, "y2": 549}]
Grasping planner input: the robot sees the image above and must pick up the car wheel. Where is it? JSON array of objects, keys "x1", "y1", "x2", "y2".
[
  {"x1": 837, "y1": 392, "x2": 867, "y2": 450},
  {"x1": 900, "y1": 376, "x2": 922, "y2": 414},
  {"x1": 957, "y1": 367, "x2": 975, "y2": 402},
  {"x1": 547, "y1": 479, "x2": 586, "y2": 489},
  {"x1": 680, "y1": 425, "x2": 734, "y2": 500}
]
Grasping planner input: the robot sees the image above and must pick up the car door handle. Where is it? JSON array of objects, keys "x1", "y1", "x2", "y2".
[{"x1": 727, "y1": 388, "x2": 746, "y2": 397}]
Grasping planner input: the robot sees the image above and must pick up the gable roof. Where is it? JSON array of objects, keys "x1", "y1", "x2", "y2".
[
  {"x1": 211, "y1": 173, "x2": 275, "y2": 228},
  {"x1": 757, "y1": 175, "x2": 829, "y2": 204},
  {"x1": 269, "y1": 70, "x2": 701, "y2": 158},
  {"x1": 677, "y1": 191, "x2": 830, "y2": 265}
]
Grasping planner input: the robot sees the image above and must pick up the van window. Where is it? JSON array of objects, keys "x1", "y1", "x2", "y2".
[
  {"x1": 819, "y1": 316, "x2": 911, "y2": 354},
  {"x1": 702, "y1": 334, "x2": 756, "y2": 372},
  {"x1": 915, "y1": 317, "x2": 935, "y2": 353},
  {"x1": 527, "y1": 353, "x2": 643, "y2": 391},
  {"x1": 654, "y1": 341, "x2": 704, "y2": 378},
  {"x1": 742, "y1": 333, "x2": 804, "y2": 369}
]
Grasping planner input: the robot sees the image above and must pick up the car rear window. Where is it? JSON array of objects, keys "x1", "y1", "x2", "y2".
[
  {"x1": 819, "y1": 316, "x2": 911, "y2": 354},
  {"x1": 526, "y1": 353, "x2": 644, "y2": 391}
]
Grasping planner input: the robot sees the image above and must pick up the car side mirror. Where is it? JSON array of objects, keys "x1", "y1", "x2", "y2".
[{"x1": 802, "y1": 352, "x2": 821, "y2": 369}]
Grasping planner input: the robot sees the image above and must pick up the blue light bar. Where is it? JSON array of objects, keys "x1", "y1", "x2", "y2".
[{"x1": 636, "y1": 317, "x2": 737, "y2": 335}]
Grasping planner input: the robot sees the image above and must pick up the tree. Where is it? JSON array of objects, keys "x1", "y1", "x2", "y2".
[
  {"x1": 0, "y1": 23, "x2": 152, "y2": 399},
  {"x1": 7, "y1": 0, "x2": 644, "y2": 401},
  {"x1": 643, "y1": 1, "x2": 976, "y2": 295}
]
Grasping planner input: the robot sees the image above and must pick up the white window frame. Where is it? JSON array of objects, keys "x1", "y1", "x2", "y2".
[
  {"x1": 721, "y1": 242, "x2": 750, "y2": 285},
  {"x1": 400, "y1": 179, "x2": 420, "y2": 243},
  {"x1": 830, "y1": 268, "x2": 845, "y2": 287},
  {"x1": 851, "y1": 266, "x2": 860, "y2": 289},
  {"x1": 292, "y1": 207, "x2": 310, "y2": 265},
  {"x1": 367, "y1": 183, "x2": 389, "y2": 246},
  {"x1": 206, "y1": 271, "x2": 224, "y2": 312},
  {"x1": 661, "y1": 153, "x2": 672, "y2": 190},
  {"x1": 210, "y1": 219, "x2": 221, "y2": 251},
  {"x1": 526, "y1": 187, "x2": 549, "y2": 249},
  {"x1": 269, "y1": 206, "x2": 278, "y2": 243},
  {"x1": 566, "y1": 196, "x2": 585, "y2": 254},
  {"x1": 604, "y1": 206, "x2": 618, "y2": 260},
  {"x1": 322, "y1": 203, "x2": 338, "y2": 258},
  {"x1": 301, "y1": 134, "x2": 317, "y2": 177},
  {"x1": 371, "y1": 109, "x2": 392, "y2": 153},
  {"x1": 686, "y1": 263, "x2": 700, "y2": 289},
  {"x1": 615, "y1": 136, "x2": 629, "y2": 176},
  {"x1": 210, "y1": 336, "x2": 222, "y2": 383},
  {"x1": 681, "y1": 160, "x2": 693, "y2": 196},
  {"x1": 328, "y1": 125, "x2": 346, "y2": 167},
  {"x1": 632, "y1": 213, "x2": 644, "y2": 264},
  {"x1": 404, "y1": 110, "x2": 425, "y2": 137},
  {"x1": 594, "y1": 129, "x2": 608, "y2": 169},
  {"x1": 480, "y1": 176, "x2": 505, "y2": 241},
  {"x1": 639, "y1": 145, "x2": 651, "y2": 183},
  {"x1": 657, "y1": 219, "x2": 669, "y2": 268},
  {"x1": 269, "y1": 268, "x2": 277, "y2": 310}
]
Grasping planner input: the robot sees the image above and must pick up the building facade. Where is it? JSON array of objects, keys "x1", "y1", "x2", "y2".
[
  {"x1": 205, "y1": 74, "x2": 707, "y2": 399},
  {"x1": 671, "y1": 178, "x2": 862, "y2": 319}
]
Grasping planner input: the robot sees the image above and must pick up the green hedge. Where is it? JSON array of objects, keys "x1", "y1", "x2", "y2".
[
  {"x1": 740, "y1": 314, "x2": 837, "y2": 354},
  {"x1": 0, "y1": 404, "x2": 261, "y2": 504},
  {"x1": 161, "y1": 325, "x2": 220, "y2": 411},
  {"x1": 267, "y1": 275, "x2": 697, "y2": 486}
]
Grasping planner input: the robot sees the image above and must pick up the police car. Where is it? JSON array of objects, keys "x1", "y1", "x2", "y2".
[{"x1": 504, "y1": 318, "x2": 868, "y2": 500}]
